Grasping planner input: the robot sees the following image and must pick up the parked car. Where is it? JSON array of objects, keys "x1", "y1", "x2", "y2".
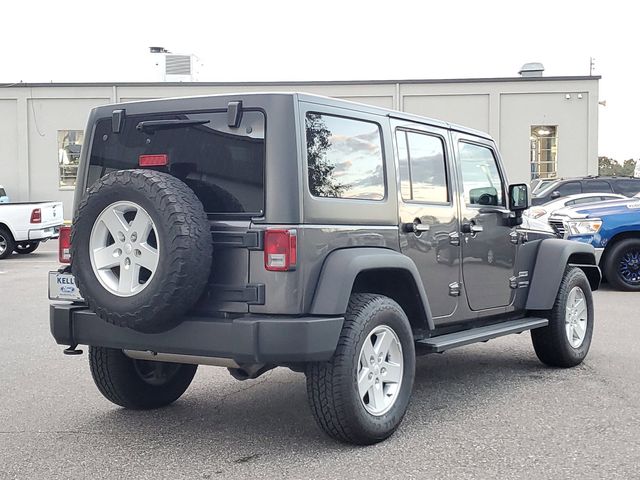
[
  {"x1": 549, "y1": 197, "x2": 640, "y2": 290},
  {"x1": 531, "y1": 176, "x2": 640, "y2": 206},
  {"x1": 0, "y1": 185, "x2": 9, "y2": 203},
  {"x1": 0, "y1": 201, "x2": 64, "y2": 259},
  {"x1": 49, "y1": 93, "x2": 599, "y2": 445},
  {"x1": 526, "y1": 192, "x2": 627, "y2": 222},
  {"x1": 530, "y1": 178, "x2": 555, "y2": 195}
]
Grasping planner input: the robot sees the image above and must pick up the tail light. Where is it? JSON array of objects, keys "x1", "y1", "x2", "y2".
[
  {"x1": 30, "y1": 208, "x2": 41, "y2": 223},
  {"x1": 59, "y1": 226, "x2": 71, "y2": 264},
  {"x1": 264, "y1": 229, "x2": 297, "y2": 271}
]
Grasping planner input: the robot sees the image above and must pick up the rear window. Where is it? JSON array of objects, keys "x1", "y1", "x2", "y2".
[
  {"x1": 88, "y1": 110, "x2": 265, "y2": 215},
  {"x1": 614, "y1": 179, "x2": 640, "y2": 195}
]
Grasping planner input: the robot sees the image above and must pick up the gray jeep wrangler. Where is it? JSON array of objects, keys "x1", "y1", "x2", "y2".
[{"x1": 49, "y1": 93, "x2": 600, "y2": 445}]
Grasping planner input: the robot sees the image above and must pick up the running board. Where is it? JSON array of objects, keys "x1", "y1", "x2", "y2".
[{"x1": 416, "y1": 317, "x2": 548, "y2": 353}]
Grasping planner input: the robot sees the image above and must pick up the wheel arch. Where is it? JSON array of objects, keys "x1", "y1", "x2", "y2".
[
  {"x1": 309, "y1": 247, "x2": 434, "y2": 335},
  {"x1": 601, "y1": 230, "x2": 640, "y2": 267},
  {"x1": 526, "y1": 239, "x2": 601, "y2": 311},
  {"x1": 0, "y1": 222, "x2": 16, "y2": 240}
]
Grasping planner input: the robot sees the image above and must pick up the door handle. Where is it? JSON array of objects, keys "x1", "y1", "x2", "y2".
[
  {"x1": 461, "y1": 223, "x2": 483, "y2": 234},
  {"x1": 402, "y1": 220, "x2": 430, "y2": 234}
]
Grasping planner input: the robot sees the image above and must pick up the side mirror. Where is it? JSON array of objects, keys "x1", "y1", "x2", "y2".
[
  {"x1": 509, "y1": 183, "x2": 530, "y2": 212},
  {"x1": 550, "y1": 190, "x2": 561, "y2": 199}
]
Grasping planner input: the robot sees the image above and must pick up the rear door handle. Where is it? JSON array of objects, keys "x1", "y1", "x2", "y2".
[{"x1": 461, "y1": 223, "x2": 483, "y2": 234}]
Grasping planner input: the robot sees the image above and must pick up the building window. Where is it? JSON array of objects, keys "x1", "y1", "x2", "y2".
[
  {"x1": 396, "y1": 129, "x2": 448, "y2": 203},
  {"x1": 530, "y1": 126, "x2": 557, "y2": 180},
  {"x1": 306, "y1": 113, "x2": 385, "y2": 201},
  {"x1": 58, "y1": 130, "x2": 84, "y2": 188}
]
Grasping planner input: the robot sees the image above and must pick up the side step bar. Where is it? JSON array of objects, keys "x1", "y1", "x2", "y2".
[{"x1": 416, "y1": 317, "x2": 548, "y2": 353}]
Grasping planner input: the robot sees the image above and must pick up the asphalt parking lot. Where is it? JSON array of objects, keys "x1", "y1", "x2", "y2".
[{"x1": 1, "y1": 242, "x2": 639, "y2": 480}]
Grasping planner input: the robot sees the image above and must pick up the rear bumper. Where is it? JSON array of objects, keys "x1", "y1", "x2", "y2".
[
  {"x1": 28, "y1": 225, "x2": 61, "y2": 240},
  {"x1": 50, "y1": 303, "x2": 344, "y2": 364}
]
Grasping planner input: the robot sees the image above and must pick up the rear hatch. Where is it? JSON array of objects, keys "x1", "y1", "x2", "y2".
[{"x1": 86, "y1": 107, "x2": 266, "y2": 313}]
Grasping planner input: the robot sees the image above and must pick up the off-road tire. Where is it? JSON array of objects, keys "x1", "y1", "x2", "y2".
[
  {"x1": 14, "y1": 241, "x2": 40, "y2": 254},
  {"x1": 603, "y1": 238, "x2": 640, "y2": 291},
  {"x1": 71, "y1": 169, "x2": 212, "y2": 333},
  {"x1": 0, "y1": 227, "x2": 16, "y2": 260},
  {"x1": 306, "y1": 294, "x2": 415, "y2": 445},
  {"x1": 531, "y1": 267, "x2": 594, "y2": 367},
  {"x1": 89, "y1": 346, "x2": 197, "y2": 409}
]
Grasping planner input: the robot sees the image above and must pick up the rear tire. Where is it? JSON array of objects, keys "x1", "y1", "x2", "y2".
[
  {"x1": 306, "y1": 294, "x2": 415, "y2": 445},
  {"x1": 603, "y1": 238, "x2": 640, "y2": 291},
  {"x1": 0, "y1": 227, "x2": 16, "y2": 260},
  {"x1": 14, "y1": 241, "x2": 40, "y2": 254},
  {"x1": 531, "y1": 267, "x2": 594, "y2": 368},
  {"x1": 89, "y1": 346, "x2": 197, "y2": 409}
]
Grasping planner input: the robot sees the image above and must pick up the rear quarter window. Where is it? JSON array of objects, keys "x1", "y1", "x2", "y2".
[
  {"x1": 614, "y1": 179, "x2": 640, "y2": 196},
  {"x1": 306, "y1": 113, "x2": 385, "y2": 201},
  {"x1": 0, "y1": 188, "x2": 6, "y2": 197}
]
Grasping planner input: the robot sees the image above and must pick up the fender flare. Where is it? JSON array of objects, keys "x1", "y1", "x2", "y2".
[
  {"x1": 309, "y1": 247, "x2": 434, "y2": 331},
  {"x1": 526, "y1": 238, "x2": 601, "y2": 310}
]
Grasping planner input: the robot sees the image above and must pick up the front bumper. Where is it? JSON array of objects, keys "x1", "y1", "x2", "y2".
[{"x1": 50, "y1": 303, "x2": 344, "y2": 364}]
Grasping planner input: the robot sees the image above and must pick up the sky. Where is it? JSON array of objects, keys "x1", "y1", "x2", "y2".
[{"x1": 1, "y1": 0, "x2": 637, "y2": 160}]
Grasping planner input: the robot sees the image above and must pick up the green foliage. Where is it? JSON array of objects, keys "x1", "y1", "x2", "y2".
[
  {"x1": 305, "y1": 113, "x2": 346, "y2": 197},
  {"x1": 598, "y1": 156, "x2": 637, "y2": 176}
]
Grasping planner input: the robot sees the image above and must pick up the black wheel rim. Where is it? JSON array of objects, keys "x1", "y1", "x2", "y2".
[
  {"x1": 618, "y1": 248, "x2": 640, "y2": 285},
  {"x1": 133, "y1": 360, "x2": 181, "y2": 386}
]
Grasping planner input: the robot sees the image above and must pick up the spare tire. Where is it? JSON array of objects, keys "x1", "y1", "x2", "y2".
[{"x1": 71, "y1": 169, "x2": 212, "y2": 333}]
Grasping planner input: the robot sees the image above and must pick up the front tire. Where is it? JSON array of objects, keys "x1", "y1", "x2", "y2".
[
  {"x1": 531, "y1": 267, "x2": 594, "y2": 367},
  {"x1": 306, "y1": 294, "x2": 415, "y2": 445},
  {"x1": 603, "y1": 238, "x2": 640, "y2": 291},
  {"x1": 89, "y1": 346, "x2": 197, "y2": 409}
]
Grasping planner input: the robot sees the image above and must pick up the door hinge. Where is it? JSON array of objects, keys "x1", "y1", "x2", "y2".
[
  {"x1": 449, "y1": 282, "x2": 461, "y2": 296},
  {"x1": 509, "y1": 231, "x2": 520, "y2": 245},
  {"x1": 449, "y1": 231, "x2": 460, "y2": 246}
]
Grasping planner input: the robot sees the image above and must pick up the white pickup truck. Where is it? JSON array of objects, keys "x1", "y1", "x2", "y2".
[{"x1": 0, "y1": 201, "x2": 64, "y2": 259}]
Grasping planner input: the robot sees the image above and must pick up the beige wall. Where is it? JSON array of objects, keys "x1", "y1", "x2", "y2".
[{"x1": 0, "y1": 78, "x2": 599, "y2": 217}]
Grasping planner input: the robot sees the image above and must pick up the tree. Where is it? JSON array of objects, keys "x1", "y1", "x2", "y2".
[
  {"x1": 305, "y1": 114, "x2": 346, "y2": 197},
  {"x1": 599, "y1": 156, "x2": 637, "y2": 176}
]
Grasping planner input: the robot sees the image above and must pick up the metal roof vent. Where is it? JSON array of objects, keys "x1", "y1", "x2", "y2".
[
  {"x1": 518, "y1": 62, "x2": 545, "y2": 77},
  {"x1": 166, "y1": 55, "x2": 192, "y2": 76}
]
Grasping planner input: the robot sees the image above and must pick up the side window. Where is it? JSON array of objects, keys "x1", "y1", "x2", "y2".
[
  {"x1": 556, "y1": 181, "x2": 582, "y2": 196},
  {"x1": 459, "y1": 142, "x2": 504, "y2": 206},
  {"x1": 396, "y1": 130, "x2": 448, "y2": 203},
  {"x1": 614, "y1": 179, "x2": 640, "y2": 195},
  {"x1": 583, "y1": 180, "x2": 613, "y2": 193},
  {"x1": 306, "y1": 113, "x2": 385, "y2": 201}
]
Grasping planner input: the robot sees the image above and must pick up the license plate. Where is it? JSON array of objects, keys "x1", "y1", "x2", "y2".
[{"x1": 48, "y1": 272, "x2": 84, "y2": 301}]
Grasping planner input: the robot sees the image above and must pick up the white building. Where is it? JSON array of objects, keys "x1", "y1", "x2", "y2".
[{"x1": 0, "y1": 73, "x2": 600, "y2": 218}]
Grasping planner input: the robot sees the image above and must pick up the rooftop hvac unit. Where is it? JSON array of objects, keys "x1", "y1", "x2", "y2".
[{"x1": 166, "y1": 55, "x2": 192, "y2": 76}]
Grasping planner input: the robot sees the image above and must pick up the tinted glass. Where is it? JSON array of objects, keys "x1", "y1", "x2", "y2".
[
  {"x1": 88, "y1": 111, "x2": 265, "y2": 215},
  {"x1": 459, "y1": 142, "x2": 504, "y2": 206},
  {"x1": 582, "y1": 180, "x2": 612, "y2": 193},
  {"x1": 572, "y1": 196, "x2": 603, "y2": 205},
  {"x1": 614, "y1": 179, "x2": 640, "y2": 195},
  {"x1": 0, "y1": 188, "x2": 5, "y2": 197},
  {"x1": 556, "y1": 181, "x2": 582, "y2": 195},
  {"x1": 398, "y1": 131, "x2": 447, "y2": 203},
  {"x1": 306, "y1": 113, "x2": 384, "y2": 200}
]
